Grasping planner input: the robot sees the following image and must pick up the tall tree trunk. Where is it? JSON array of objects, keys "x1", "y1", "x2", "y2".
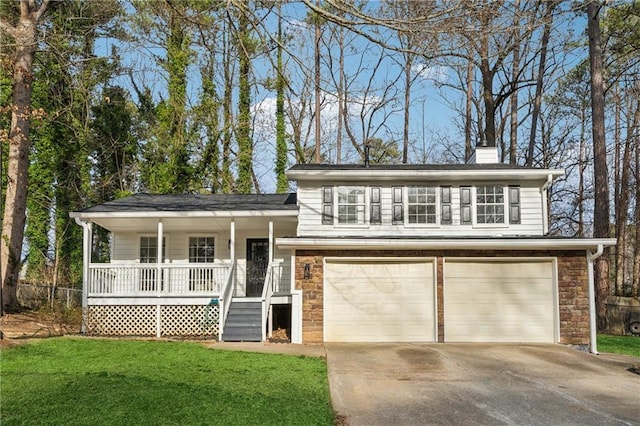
[
  {"x1": 465, "y1": 58, "x2": 473, "y2": 161},
  {"x1": 314, "y1": 2, "x2": 321, "y2": 163},
  {"x1": 526, "y1": 1, "x2": 554, "y2": 167},
  {"x1": 480, "y1": 55, "x2": 496, "y2": 147},
  {"x1": 578, "y1": 108, "x2": 587, "y2": 237},
  {"x1": 1, "y1": 0, "x2": 50, "y2": 314},
  {"x1": 509, "y1": 0, "x2": 520, "y2": 165},
  {"x1": 165, "y1": 8, "x2": 190, "y2": 193},
  {"x1": 275, "y1": 9, "x2": 287, "y2": 193},
  {"x1": 633, "y1": 136, "x2": 640, "y2": 297},
  {"x1": 402, "y1": 51, "x2": 412, "y2": 164},
  {"x1": 222, "y1": 25, "x2": 233, "y2": 194},
  {"x1": 336, "y1": 24, "x2": 344, "y2": 164},
  {"x1": 236, "y1": 11, "x2": 253, "y2": 193},
  {"x1": 613, "y1": 85, "x2": 623, "y2": 296},
  {"x1": 587, "y1": 0, "x2": 611, "y2": 331}
]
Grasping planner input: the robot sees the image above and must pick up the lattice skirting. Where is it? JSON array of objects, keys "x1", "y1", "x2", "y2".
[{"x1": 87, "y1": 305, "x2": 219, "y2": 338}]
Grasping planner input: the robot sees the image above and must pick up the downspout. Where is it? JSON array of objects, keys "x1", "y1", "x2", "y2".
[
  {"x1": 587, "y1": 244, "x2": 604, "y2": 354},
  {"x1": 541, "y1": 173, "x2": 553, "y2": 235},
  {"x1": 74, "y1": 217, "x2": 92, "y2": 334},
  {"x1": 156, "y1": 219, "x2": 163, "y2": 338}
]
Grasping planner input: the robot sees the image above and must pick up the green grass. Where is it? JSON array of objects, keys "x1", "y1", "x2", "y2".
[
  {"x1": 598, "y1": 334, "x2": 640, "y2": 358},
  {"x1": 1, "y1": 338, "x2": 334, "y2": 426}
]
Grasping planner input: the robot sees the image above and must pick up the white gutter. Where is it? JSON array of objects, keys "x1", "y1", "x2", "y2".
[
  {"x1": 74, "y1": 217, "x2": 92, "y2": 334},
  {"x1": 541, "y1": 174, "x2": 553, "y2": 235},
  {"x1": 587, "y1": 244, "x2": 604, "y2": 354},
  {"x1": 276, "y1": 237, "x2": 617, "y2": 251},
  {"x1": 69, "y1": 210, "x2": 298, "y2": 220}
]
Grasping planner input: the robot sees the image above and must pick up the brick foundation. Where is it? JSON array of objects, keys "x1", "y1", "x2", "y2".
[{"x1": 295, "y1": 250, "x2": 590, "y2": 345}]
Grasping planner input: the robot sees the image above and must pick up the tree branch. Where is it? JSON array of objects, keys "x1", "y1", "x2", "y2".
[
  {"x1": 34, "y1": 0, "x2": 52, "y2": 23},
  {"x1": 0, "y1": 18, "x2": 17, "y2": 39}
]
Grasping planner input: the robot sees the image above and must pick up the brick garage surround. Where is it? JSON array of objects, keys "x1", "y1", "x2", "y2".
[{"x1": 295, "y1": 250, "x2": 590, "y2": 345}]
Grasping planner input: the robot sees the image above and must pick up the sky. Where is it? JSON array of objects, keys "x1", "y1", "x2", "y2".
[{"x1": 97, "y1": 1, "x2": 589, "y2": 193}]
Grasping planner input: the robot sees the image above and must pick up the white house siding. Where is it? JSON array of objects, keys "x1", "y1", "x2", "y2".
[
  {"x1": 112, "y1": 233, "x2": 138, "y2": 262},
  {"x1": 108, "y1": 221, "x2": 295, "y2": 265},
  {"x1": 297, "y1": 182, "x2": 545, "y2": 237}
]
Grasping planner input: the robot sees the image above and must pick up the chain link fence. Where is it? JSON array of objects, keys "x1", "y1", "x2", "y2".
[{"x1": 17, "y1": 282, "x2": 82, "y2": 309}]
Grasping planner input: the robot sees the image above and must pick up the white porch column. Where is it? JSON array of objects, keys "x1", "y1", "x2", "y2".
[
  {"x1": 156, "y1": 219, "x2": 164, "y2": 338},
  {"x1": 229, "y1": 220, "x2": 235, "y2": 264},
  {"x1": 268, "y1": 220, "x2": 274, "y2": 264}
]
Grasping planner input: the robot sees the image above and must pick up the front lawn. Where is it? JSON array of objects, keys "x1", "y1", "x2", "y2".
[
  {"x1": 597, "y1": 334, "x2": 640, "y2": 358},
  {"x1": 1, "y1": 338, "x2": 334, "y2": 425}
]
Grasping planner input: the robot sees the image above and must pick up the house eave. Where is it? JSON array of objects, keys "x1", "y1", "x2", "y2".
[
  {"x1": 285, "y1": 168, "x2": 565, "y2": 182},
  {"x1": 70, "y1": 210, "x2": 299, "y2": 220},
  {"x1": 275, "y1": 237, "x2": 617, "y2": 251}
]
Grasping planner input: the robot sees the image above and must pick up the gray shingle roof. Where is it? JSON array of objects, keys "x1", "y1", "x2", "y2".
[{"x1": 80, "y1": 193, "x2": 297, "y2": 213}]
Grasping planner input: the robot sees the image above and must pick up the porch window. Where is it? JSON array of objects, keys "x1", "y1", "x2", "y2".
[
  {"x1": 189, "y1": 237, "x2": 215, "y2": 291},
  {"x1": 189, "y1": 237, "x2": 215, "y2": 263},
  {"x1": 337, "y1": 186, "x2": 365, "y2": 224},
  {"x1": 476, "y1": 185, "x2": 505, "y2": 224},
  {"x1": 139, "y1": 237, "x2": 165, "y2": 291},
  {"x1": 407, "y1": 186, "x2": 437, "y2": 224}
]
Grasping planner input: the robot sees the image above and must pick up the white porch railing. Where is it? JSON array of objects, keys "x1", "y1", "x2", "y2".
[
  {"x1": 88, "y1": 263, "x2": 230, "y2": 296},
  {"x1": 270, "y1": 263, "x2": 291, "y2": 295},
  {"x1": 219, "y1": 262, "x2": 235, "y2": 340},
  {"x1": 261, "y1": 262, "x2": 293, "y2": 340}
]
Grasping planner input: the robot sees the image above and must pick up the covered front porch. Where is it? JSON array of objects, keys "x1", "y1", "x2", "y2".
[{"x1": 70, "y1": 193, "x2": 300, "y2": 342}]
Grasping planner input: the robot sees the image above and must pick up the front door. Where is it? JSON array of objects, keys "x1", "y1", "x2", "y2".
[{"x1": 246, "y1": 238, "x2": 269, "y2": 297}]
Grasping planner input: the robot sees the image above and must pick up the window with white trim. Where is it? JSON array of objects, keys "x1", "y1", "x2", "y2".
[
  {"x1": 189, "y1": 237, "x2": 215, "y2": 263},
  {"x1": 139, "y1": 237, "x2": 165, "y2": 291},
  {"x1": 476, "y1": 185, "x2": 505, "y2": 224},
  {"x1": 407, "y1": 186, "x2": 437, "y2": 224},
  {"x1": 337, "y1": 186, "x2": 365, "y2": 224},
  {"x1": 189, "y1": 236, "x2": 215, "y2": 291}
]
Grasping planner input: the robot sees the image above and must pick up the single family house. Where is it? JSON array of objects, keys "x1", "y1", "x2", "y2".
[{"x1": 71, "y1": 145, "x2": 615, "y2": 352}]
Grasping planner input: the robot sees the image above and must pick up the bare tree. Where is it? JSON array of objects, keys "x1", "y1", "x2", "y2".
[{"x1": 586, "y1": 0, "x2": 610, "y2": 331}]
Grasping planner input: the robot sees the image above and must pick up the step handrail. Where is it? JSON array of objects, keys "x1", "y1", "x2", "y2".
[
  {"x1": 219, "y1": 262, "x2": 235, "y2": 341},
  {"x1": 260, "y1": 261, "x2": 276, "y2": 342}
]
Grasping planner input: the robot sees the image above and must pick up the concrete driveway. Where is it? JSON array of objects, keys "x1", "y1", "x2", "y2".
[{"x1": 326, "y1": 343, "x2": 640, "y2": 426}]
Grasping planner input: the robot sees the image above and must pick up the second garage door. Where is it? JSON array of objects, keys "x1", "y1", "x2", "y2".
[
  {"x1": 324, "y1": 259, "x2": 435, "y2": 342},
  {"x1": 444, "y1": 259, "x2": 556, "y2": 343}
]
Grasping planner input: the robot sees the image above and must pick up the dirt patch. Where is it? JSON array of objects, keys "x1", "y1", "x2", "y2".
[{"x1": 0, "y1": 309, "x2": 81, "y2": 347}]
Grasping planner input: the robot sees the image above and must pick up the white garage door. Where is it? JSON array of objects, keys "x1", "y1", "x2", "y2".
[
  {"x1": 444, "y1": 260, "x2": 556, "y2": 343},
  {"x1": 324, "y1": 259, "x2": 435, "y2": 342}
]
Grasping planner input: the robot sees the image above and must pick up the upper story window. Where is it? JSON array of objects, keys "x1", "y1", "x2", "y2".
[
  {"x1": 337, "y1": 186, "x2": 365, "y2": 224},
  {"x1": 476, "y1": 185, "x2": 505, "y2": 224},
  {"x1": 407, "y1": 186, "x2": 437, "y2": 224}
]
